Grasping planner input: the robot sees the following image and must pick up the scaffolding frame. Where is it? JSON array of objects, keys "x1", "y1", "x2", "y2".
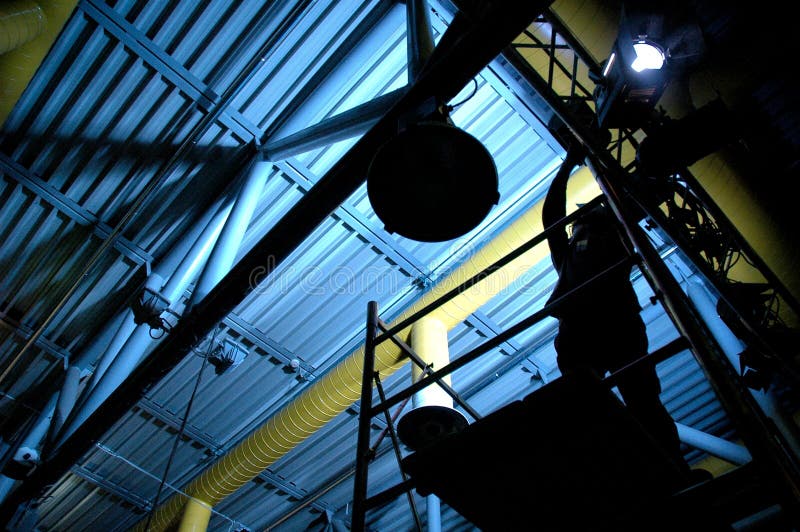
[{"x1": 349, "y1": 9, "x2": 800, "y2": 520}]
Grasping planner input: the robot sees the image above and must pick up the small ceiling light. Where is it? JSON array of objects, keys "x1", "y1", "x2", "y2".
[
  {"x1": 631, "y1": 40, "x2": 666, "y2": 72},
  {"x1": 602, "y1": 52, "x2": 616, "y2": 77}
]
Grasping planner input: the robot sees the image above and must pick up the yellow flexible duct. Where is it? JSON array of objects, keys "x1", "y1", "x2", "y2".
[
  {"x1": 545, "y1": 0, "x2": 800, "y2": 322},
  {"x1": 1, "y1": 0, "x2": 78, "y2": 127},
  {"x1": 138, "y1": 166, "x2": 601, "y2": 531},
  {"x1": 0, "y1": 1, "x2": 46, "y2": 55}
]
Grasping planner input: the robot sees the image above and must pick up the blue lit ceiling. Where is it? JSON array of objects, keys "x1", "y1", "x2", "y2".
[{"x1": 0, "y1": 1, "x2": 731, "y2": 530}]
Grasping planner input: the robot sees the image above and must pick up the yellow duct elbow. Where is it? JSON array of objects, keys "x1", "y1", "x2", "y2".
[
  {"x1": 1, "y1": 0, "x2": 78, "y2": 128},
  {"x1": 0, "y1": 1, "x2": 46, "y2": 55}
]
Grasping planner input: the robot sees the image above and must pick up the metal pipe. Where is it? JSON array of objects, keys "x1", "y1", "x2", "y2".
[
  {"x1": 162, "y1": 201, "x2": 235, "y2": 309},
  {"x1": 137, "y1": 166, "x2": 598, "y2": 531},
  {"x1": 187, "y1": 161, "x2": 270, "y2": 308},
  {"x1": 426, "y1": 495, "x2": 442, "y2": 532},
  {"x1": 352, "y1": 301, "x2": 380, "y2": 532},
  {"x1": 406, "y1": 0, "x2": 436, "y2": 81},
  {"x1": 55, "y1": 179, "x2": 247, "y2": 448},
  {"x1": 50, "y1": 366, "x2": 80, "y2": 439},
  {"x1": 262, "y1": 89, "x2": 406, "y2": 162},
  {"x1": 675, "y1": 422, "x2": 751, "y2": 465},
  {"x1": 0, "y1": 396, "x2": 57, "y2": 503},
  {"x1": 686, "y1": 279, "x2": 800, "y2": 459}
]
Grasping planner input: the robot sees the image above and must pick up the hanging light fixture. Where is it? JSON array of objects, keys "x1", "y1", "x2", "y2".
[{"x1": 367, "y1": 107, "x2": 499, "y2": 242}]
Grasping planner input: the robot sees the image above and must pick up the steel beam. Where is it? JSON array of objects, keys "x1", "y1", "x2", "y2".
[
  {"x1": 275, "y1": 160, "x2": 429, "y2": 277},
  {"x1": 0, "y1": 153, "x2": 152, "y2": 265},
  {"x1": 70, "y1": 464, "x2": 152, "y2": 512},
  {"x1": 406, "y1": 0, "x2": 435, "y2": 81}
]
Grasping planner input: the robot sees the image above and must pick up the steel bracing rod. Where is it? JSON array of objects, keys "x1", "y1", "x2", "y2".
[
  {"x1": 374, "y1": 374, "x2": 424, "y2": 532},
  {"x1": 372, "y1": 256, "x2": 633, "y2": 417},
  {"x1": 602, "y1": 337, "x2": 689, "y2": 389},
  {"x1": 352, "y1": 301, "x2": 379, "y2": 532},
  {"x1": 376, "y1": 196, "x2": 604, "y2": 343},
  {"x1": 515, "y1": 29, "x2": 593, "y2": 100},
  {"x1": 364, "y1": 479, "x2": 417, "y2": 511},
  {"x1": 586, "y1": 154, "x2": 800, "y2": 519},
  {"x1": 377, "y1": 320, "x2": 482, "y2": 421},
  {"x1": 406, "y1": 0, "x2": 436, "y2": 81},
  {"x1": 541, "y1": 9, "x2": 603, "y2": 78},
  {"x1": 0, "y1": 1, "x2": 555, "y2": 523},
  {"x1": 262, "y1": 88, "x2": 408, "y2": 161}
]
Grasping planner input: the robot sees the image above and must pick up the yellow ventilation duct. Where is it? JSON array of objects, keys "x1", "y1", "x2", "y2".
[
  {"x1": 136, "y1": 166, "x2": 601, "y2": 531},
  {"x1": 0, "y1": 0, "x2": 78, "y2": 127},
  {"x1": 0, "y1": 1, "x2": 46, "y2": 55}
]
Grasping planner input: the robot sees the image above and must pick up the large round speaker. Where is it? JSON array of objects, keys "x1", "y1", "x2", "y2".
[{"x1": 367, "y1": 122, "x2": 499, "y2": 242}]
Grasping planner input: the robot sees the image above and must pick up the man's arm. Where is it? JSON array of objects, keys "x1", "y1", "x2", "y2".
[{"x1": 542, "y1": 146, "x2": 584, "y2": 270}]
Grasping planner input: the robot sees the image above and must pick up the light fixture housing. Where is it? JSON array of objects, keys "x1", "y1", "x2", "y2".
[{"x1": 594, "y1": 35, "x2": 669, "y2": 129}]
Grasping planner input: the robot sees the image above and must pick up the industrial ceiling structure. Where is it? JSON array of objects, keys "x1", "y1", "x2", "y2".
[{"x1": 0, "y1": 0, "x2": 798, "y2": 530}]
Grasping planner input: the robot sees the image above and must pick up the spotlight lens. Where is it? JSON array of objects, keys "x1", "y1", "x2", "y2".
[{"x1": 631, "y1": 41, "x2": 665, "y2": 72}]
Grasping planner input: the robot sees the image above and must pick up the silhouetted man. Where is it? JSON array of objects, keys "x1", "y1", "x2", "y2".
[{"x1": 542, "y1": 147, "x2": 686, "y2": 471}]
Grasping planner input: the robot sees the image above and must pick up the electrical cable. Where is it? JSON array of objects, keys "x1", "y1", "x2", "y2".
[
  {"x1": 446, "y1": 78, "x2": 478, "y2": 111},
  {"x1": 141, "y1": 327, "x2": 217, "y2": 531}
]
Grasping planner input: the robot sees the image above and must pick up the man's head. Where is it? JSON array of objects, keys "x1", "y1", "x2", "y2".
[{"x1": 571, "y1": 203, "x2": 616, "y2": 239}]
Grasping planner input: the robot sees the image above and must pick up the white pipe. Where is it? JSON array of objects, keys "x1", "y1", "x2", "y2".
[
  {"x1": 50, "y1": 365, "x2": 81, "y2": 439},
  {"x1": 675, "y1": 422, "x2": 751, "y2": 465},
  {"x1": 56, "y1": 164, "x2": 266, "y2": 448},
  {"x1": 0, "y1": 396, "x2": 57, "y2": 503},
  {"x1": 686, "y1": 279, "x2": 800, "y2": 459},
  {"x1": 188, "y1": 160, "x2": 270, "y2": 308},
  {"x1": 426, "y1": 494, "x2": 442, "y2": 532},
  {"x1": 54, "y1": 210, "x2": 227, "y2": 447},
  {"x1": 0, "y1": 475, "x2": 15, "y2": 504},
  {"x1": 162, "y1": 201, "x2": 234, "y2": 309}
]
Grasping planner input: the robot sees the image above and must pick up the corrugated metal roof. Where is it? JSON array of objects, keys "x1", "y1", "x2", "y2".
[{"x1": 0, "y1": 1, "x2": 750, "y2": 530}]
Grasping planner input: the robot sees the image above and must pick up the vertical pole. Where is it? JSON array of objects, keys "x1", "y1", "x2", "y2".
[
  {"x1": 426, "y1": 494, "x2": 441, "y2": 532},
  {"x1": 177, "y1": 498, "x2": 212, "y2": 532},
  {"x1": 586, "y1": 155, "x2": 800, "y2": 518},
  {"x1": 352, "y1": 301, "x2": 378, "y2": 532},
  {"x1": 374, "y1": 375, "x2": 423, "y2": 532}
]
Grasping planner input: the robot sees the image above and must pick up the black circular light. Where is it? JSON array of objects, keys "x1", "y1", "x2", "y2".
[{"x1": 367, "y1": 122, "x2": 499, "y2": 242}]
